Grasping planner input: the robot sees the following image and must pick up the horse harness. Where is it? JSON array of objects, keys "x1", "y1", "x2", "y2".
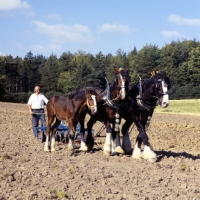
[
  {"x1": 136, "y1": 79, "x2": 158, "y2": 112},
  {"x1": 101, "y1": 79, "x2": 124, "y2": 132},
  {"x1": 126, "y1": 76, "x2": 167, "y2": 130},
  {"x1": 136, "y1": 76, "x2": 168, "y2": 112}
]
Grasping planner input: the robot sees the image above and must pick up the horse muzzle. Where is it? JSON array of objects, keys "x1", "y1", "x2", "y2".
[
  {"x1": 159, "y1": 94, "x2": 170, "y2": 108},
  {"x1": 90, "y1": 106, "x2": 97, "y2": 114},
  {"x1": 160, "y1": 101, "x2": 170, "y2": 108}
]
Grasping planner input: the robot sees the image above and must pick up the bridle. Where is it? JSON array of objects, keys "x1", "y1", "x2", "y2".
[
  {"x1": 115, "y1": 73, "x2": 129, "y2": 100},
  {"x1": 86, "y1": 94, "x2": 97, "y2": 113},
  {"x1": 102, "y1": 78, "x2": 123, "y2": 110},
  {"x1": 153, "y1": 78, "x2": 169, "y2": 98},
  {"x1": 135, "y1": 76, "x2": 169, "y2": 111},
  {"x1": 102, "y1": 74, "x2": 130, "y2": 110}
]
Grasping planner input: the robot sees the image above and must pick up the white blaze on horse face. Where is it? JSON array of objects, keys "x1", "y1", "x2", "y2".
[
  {"x1": 91, "y1": 95, "x2": 97, "y2": 114},
  {"x1": 120, "y1": 74, "x2": 126, "y2": 99},
  {"x1": 161, "y1": 81, "x2": 170, "y2": 108}
]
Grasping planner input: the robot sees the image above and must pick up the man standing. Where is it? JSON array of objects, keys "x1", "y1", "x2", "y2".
[{"x1": 27, "y1": 85, "x2": 48, "y2": 138}]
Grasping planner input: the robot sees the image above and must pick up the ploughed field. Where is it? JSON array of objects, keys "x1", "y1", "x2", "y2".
[{"x1": 0, "y1": 102, "x2": 200, "y2": 200}]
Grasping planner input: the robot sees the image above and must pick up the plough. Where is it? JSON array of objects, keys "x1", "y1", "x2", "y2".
[{"x1": 36, "y1": 123, "x2": 94, "y2": 143}]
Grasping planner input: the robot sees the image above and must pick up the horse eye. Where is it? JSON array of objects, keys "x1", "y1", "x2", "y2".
[{"x1": 164, "y1": 83, "x2": 168, "y2": 87}]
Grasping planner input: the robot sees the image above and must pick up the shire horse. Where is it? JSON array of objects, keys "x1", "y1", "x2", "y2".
[
  {"x1": 44, "y1": 87, "x2": 97, "y2": 155},
  {"x1": 79, "y1": 67, "x2": 131, "y2": 155},
  {"x1": 119, "y1": 70, "x2": 171, "y2": 162}
]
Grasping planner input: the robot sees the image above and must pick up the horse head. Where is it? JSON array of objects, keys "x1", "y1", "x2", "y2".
[
  {"x1": 113, "y1": 67, "x2": 130, "y2": 100},
  {"x1": 150, "y1": 71, "x2": 171, "y2": 108},
  {"x1": 85, "y1": 87, "x2": 97, "y2": 114}
]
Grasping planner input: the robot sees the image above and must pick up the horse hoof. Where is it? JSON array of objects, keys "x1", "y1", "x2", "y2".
[
  {"x1": 103, "y1": 150, "x2": 111, "y2": 156},
  {"x1": 111, "y1": 152, "x2": 118, "y2": 156},
  {"x1": 141, "y1": 146, "x2": 157, "y2": 161},
  {"x1": 132, "y1": 148, "x2": 142, "y2": 159},
  {"x1": 87, "y1": 144, "x2": 94, "y2": 152},
  {"x1": 70, "y1": 152, "x2": 76, "y2": 157},
  {"x1": 44, "y1": 147, "x2": 50, "y2": 152},
  {"x1": 79, "y1": 147, "x2": 88, "y2": 151},
  {"x1": 148, "y1": 158, "x2": 157, "y2": 163},
  {"x1": 132, "y1": 155, "x2": 142, "y2": 159},
  {"x1": 115, "y1": 146, "x2": 125, "y2": 154},
  {"x1": 79, "y1": 143, "x2": 88, "y2": 151},
  {"x1": 51, "y1": 148, "x2": 55, "y2": 152}
]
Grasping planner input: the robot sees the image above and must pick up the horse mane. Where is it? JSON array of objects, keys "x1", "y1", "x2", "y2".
[
  {"x1": 128, "y1": 71, "x2": 163, "y2": 98},
  {"x1": 67, "y1": 87, "x2": 97, "y2": 101},
  {"x1": 109, "y1": 80, "x2": 116, "y2": 90}
]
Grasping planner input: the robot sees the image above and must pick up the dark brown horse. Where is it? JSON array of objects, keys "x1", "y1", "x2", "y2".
[
  {"x1": 79, "y1": 67, "x2": 131, "y2": 155},
  {"x1": 44, "y1": 87, "x2": 97, "y2": 155},
  {"x1": 119, "y1": 71, "x2": 171, "y2": 162}
]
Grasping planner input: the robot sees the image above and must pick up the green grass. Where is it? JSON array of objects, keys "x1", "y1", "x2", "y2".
[{"x1": 155, "y1": 99, "x2": 200, "y2": 115}]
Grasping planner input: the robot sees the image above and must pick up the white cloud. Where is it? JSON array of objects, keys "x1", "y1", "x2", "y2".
[
  {"x1": 161, "y1": 30, "x2": 186, "y2": 38},
  {"x1": 168, "y1": 14, "x2": 200, "y2": 26},
  {"x1": 0, "y1": 51, "x2": 7, "y2": 56},
  {"x1": 42, "y1": 13, "x2": 62, "y2": 21},
  {"x1": 99, "y1": 23, "x2": 130, "y2": 33},
  {"x1": 32, "y1": 20, "x2": 94, "y2": 44},
  {"x1": 0, "y1": 0, "x2": 31, "y2": 10}
]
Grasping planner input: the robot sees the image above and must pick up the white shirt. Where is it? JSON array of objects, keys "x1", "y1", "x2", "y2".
[{"x1": 27, "y1": 93, "x2": 48, "y2": 109}]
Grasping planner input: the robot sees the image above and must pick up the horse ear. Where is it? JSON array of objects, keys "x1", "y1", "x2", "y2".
[
  {"x1": 151, "y1": 70, "x2": 160, "y2": 77},
  {"x1": 125, "y1": 68, "x2": 130, "y2": 74},
  {"x1": 113, "y1": 66, "x2": 119, "y2": 74}
]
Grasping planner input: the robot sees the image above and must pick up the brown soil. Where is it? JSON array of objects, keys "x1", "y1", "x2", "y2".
[{"x1": 0, "y1": 102, "x2": 200, "y2": 200}]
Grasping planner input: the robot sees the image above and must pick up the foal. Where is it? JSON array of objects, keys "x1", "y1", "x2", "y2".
[{"x1": 44, "y1": 87, "x2": 97, "y2": 155}]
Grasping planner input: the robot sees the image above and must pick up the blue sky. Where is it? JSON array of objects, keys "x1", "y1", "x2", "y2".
[{"x1": 1, "y1": 0, "x2": 200, "y2": 58}]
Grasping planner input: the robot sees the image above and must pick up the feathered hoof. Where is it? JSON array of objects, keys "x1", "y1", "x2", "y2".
[
  {"x1": 44, "y1": 148, "x2": 50, "y2": 152},
  {"x1": 87, "y1": 143, "x2": 94, "y2": 152},
  {"x1": 44, "y1": 145, "x2": 50, "y2": 152},
  {"x1": 115, "y1": 146, "x2": 125, "y2": 154},
  {"x1": 86, "y1": 135, "x2": 94, "y2": 150},
  {"x1": 148, "y1": 157, "x2": 157, "y2": 163},
  {"x1": 103, "y1": 143, "x2": 111, "y2": 156},
  {"x1": 132, "y1": 148, "x2": 142, "y2": 159},
  {"x1": 79, "y1": 143, "x2": 88, "y2": 151},
  {"x1": 51, "y1": 148, "x2": 56, "y2": 152},
  {"x1": 141, "y1": 146, "x2": 157, "y2": 162},
  {"x1": 79, "y1": 146, "x2": 88, "y2": 151},
  {"x1": 103, "y1": 150, "x2": 111, "y2": 156}
]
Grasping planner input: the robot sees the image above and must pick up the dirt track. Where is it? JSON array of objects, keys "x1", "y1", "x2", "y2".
[{"x1": 0, "y1": 102, "x2": 200, "y2": 200}]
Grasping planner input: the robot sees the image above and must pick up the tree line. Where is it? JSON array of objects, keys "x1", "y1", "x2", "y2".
[{"x1": 1, "y1": 39, "x2": 200, "y2": 103}]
